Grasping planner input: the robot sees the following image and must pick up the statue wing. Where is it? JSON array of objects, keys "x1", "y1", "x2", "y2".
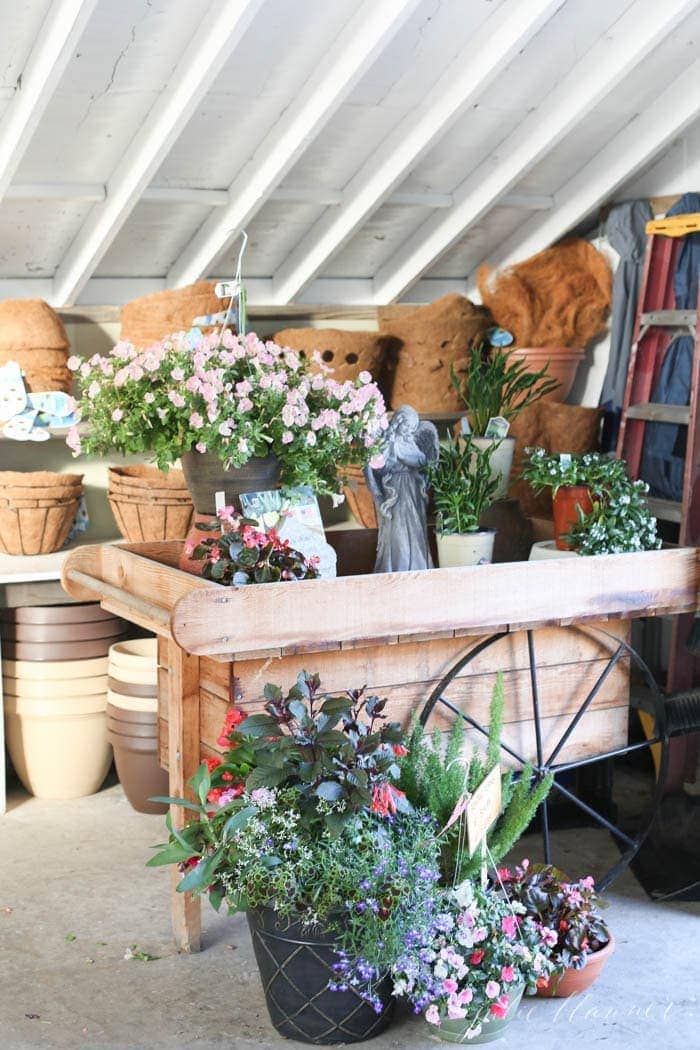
[{"x1": 415, "y1": 419, "x2": 440, "y2": 465}]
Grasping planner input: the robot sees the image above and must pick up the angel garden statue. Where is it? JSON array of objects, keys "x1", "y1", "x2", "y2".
[{"x1": 365, "y1": 404, "x2": 439, "y2": 573}]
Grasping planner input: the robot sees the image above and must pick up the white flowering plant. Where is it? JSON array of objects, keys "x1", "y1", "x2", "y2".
[
  {"x1": 521, "y1": 447, "x2": 661, "y2": 555},
  {"x1": 391, "y1": 880, "x2": 555, "y2": 1037},
  {"x1": 66, "y1": 328, "x2": 388, "y2": 500}
]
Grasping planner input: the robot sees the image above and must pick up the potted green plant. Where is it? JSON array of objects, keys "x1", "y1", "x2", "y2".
[
  {"x1": 149, "y1": 672, "x2": 444, "y2": 1045},
  {"x1": 451, "y1": 331, "x2": 560, "y2": 499},
  {"x1": 67, "y1": 330, "x2": 387, "y2": 513},
  {"x1": 497, "y1": 861, "x2": 613, "y2": 998},
  {"x1": 390, "y1": 879, "x2": 555, "y2": 1043},
  {"x1": 521, "y1": 448, "x2": 661, "y2": 554},
  {"x1": 429, "y1": 433, "x2": 500, "y2": 566}
]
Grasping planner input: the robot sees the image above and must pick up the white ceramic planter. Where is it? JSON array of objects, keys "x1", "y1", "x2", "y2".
[
  {"x1": 2, "y1": 656, "x2": 109, "y2": 680},
  {"x1": 471, "y1": 436, "x2": 515, "y2": 500},
  {"x1": 4, "y1": 695, "x2": 111, "y2": 799},
  {"x1": 3, "y1": 674, "x2": 108, "y2": 699},
  {"x1": 437, "y1": 530, "x2": 496, "y2": 567},
  {"x1": 529, "y1": 540, "x2": 578, "y2": 561}
]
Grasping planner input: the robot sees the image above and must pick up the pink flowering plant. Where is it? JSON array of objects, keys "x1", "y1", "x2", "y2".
[
  {"x1": 497, "y1": 862, "x2": 610, "y2": 974},
  {"x1": 186, "y1": 507, "x2": 320, "y2": 585},
  {"x1": 66, "y1": 329, "x2": 387, "y2": 500},
  {"x1": 391, "y1": 880, "x2": 555, "y2": 1036}
]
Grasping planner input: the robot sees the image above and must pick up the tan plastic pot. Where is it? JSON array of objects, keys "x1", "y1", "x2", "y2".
[
  {"x1": 106, "y1": 702, "x2": 158, "y2": 724},
  {"x1": 471, "y1": 436, "x2": 516, "y2": 501},
  {"x1": 3, "y1": 655, "x2": 109, "y2": 680},
  {"x1": 3, "y1": 674, "x2": 108, "y2": 699},
  {"x1": 107, "y1": 665, "x2": 157, "y2": 687},
  {"x1": 1, "y1": 602, "x2": 116, "y2": 625},
  {"x1": 436, "y1": 530, "x2": 496, "y2": 567},
  {"x1": 107, "y1": 690, "x2": 158, "y2": 713},
  {"x1": 109, "y1": 638, "x2": 158, "y2": 667},
  {"x1": 5, "y1": 696, "x2": 111, "y2": 799}
]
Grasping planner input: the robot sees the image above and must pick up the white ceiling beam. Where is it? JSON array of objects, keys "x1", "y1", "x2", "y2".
[
  {"x1": 50, "y1": 0, "x2": 265, "y2": 307},
  {"x1": 0, "y1": 0, "x2": 98, "y2": 202},
  {"x1": 271, "y1": 0, "x2": 565, "y2": 304},
  {"x1": 372, "y1": 0, "x2": 697, "y2": 304},
  {"x1": 6, "y1": 181, "x2": 105, "y2": 202},
  {"x1": 166, "y1": 0, "x2": 423, "y2": 288},
  {"x1": 468, "y1": 58, "x2": 700, "y2": 293}
]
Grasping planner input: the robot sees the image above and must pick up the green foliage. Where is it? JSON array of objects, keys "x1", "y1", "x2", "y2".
[
  {"x1": 451, "y1": 339, "x2": 560, "y2": 436},
  {"x1": 428, "y1": 433, "x2": 499, "y2": 534},
  {"x1": 399, "y1": 673, "x2": 553, "y2": 881},
  {"x1": 190, "y1": 516, "x2": 320, "y2": 585}
]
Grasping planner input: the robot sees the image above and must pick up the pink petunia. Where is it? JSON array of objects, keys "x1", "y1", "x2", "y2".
[
  {"x1": 485, "y1": 981, "x2": 500, "y2": 999},
  {"x1": 490, "y1": 994, "x2": 510, "y2": 1019},
  {"x1": 500, "y1": 965, "x2": 515, "y2": 983},
  {"x1": 442, "y1": 979, "x2": 458, "y2": 995},
  {"x1": 425, "y1": 1004, "x2": 440, "y2": 1027},
  {"x1": 501, "y1": 915, "x2": 518, "y2": 938}
]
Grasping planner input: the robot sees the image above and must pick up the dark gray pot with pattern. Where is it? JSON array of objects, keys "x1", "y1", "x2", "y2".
[
  {"x1": 246, "y1": 907, "x2": 395, "y2": 1045},
  {"x1": 180, "y1": 450, "x2": 281, "y2": 514}
]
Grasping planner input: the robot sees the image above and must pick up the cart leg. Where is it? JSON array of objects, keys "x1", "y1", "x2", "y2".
[{"x1": 166, "y1": 640, "x2": 202, "y2": 953}]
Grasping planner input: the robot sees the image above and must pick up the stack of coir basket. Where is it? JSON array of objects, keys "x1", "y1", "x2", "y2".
[
  {"x1": 108, "y1": 466, "x2": 193, "y2": 543},
  {"x1": 0, "y1": 472, "x2": 83, "y2": 556},
  {"x1": 0, "y1": 299, "x2": 71, "y2": 392}
]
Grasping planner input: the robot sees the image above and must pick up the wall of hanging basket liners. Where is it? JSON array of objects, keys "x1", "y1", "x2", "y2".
[
  {"x1": 119, "y1": 282, "x2": 224, "y2": 347},
  {"x1": 4, "y1": 694, "x2": 112, "y2": 799},
  {"x1": 273, "y1": 327, "x2": 389, "y2": 385}
]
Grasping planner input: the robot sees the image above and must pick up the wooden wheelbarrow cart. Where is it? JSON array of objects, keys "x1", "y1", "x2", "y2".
[{"x1": 62, "y1": 531, "x2": 699, "y2": 952}]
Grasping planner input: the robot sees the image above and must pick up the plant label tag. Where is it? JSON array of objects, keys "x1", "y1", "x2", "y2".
[
  {"x1": 214, "y1": 491, "x2": 226, "y2": 513},
  {"x1": 466, "y1": 764, "x2": 502, "y2": 856},
  {"x1": 484, "y1": 416, "x2": 510, "y2": 439},
  {"x1": 459, "y1": 416, "x2": 471, "y2": 435},
  {"x1": 442, "y1": 794, "x2": 469, "y2": 835},
  {"x1": 559, "y1": 453, "x2": 572, "y2": 468}
]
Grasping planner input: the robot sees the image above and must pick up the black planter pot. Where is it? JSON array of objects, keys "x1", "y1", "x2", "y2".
[
  {"x1": 180, "y1": 450, "x2": 281, "y2": 514},
  {"x1": 247, "y1": 907, "x2": 395, "y2": 1045}
]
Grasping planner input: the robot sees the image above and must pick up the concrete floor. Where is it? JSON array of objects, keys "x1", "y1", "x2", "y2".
[{"x1": 1, "y1": 782, "x2": 698, "y2": 1050}]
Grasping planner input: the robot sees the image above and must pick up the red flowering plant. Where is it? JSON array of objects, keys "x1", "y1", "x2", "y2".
[
  {"x1": 496, "y1": 861, "x2": 610, "y2": 975},
  {"x1": 185, "y1": 507, "x2": 320, "y2": 585}
]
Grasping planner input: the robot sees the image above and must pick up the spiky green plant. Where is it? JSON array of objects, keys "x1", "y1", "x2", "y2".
[{"x1": 399, "y1": 673, "x2": 553, "y2": 881}]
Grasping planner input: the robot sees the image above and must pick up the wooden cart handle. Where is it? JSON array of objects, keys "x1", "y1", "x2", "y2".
[{"x1": 64, "y1": 568, "x2": 171, "y2": 627}]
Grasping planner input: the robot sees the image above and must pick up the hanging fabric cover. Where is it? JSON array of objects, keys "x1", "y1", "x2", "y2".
[
  {"x1": 641, "y1": 192, "x2": 700, "y2": 502},
  {"x1": 599, "y1": 200, "x2": 651, "y2": 449}
]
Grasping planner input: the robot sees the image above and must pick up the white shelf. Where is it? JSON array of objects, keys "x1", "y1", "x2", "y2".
[{"x1": 0, "y1": 537, "x2": 121, "y2": 584}]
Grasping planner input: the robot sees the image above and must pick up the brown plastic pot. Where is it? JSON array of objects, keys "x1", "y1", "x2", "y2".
[
  {"x1": 552, "y1": 485, "x2": 594, "y2": 551},
  {"x1": 537, "y1": 933, "x2": 615, "y2": 997},
  {"x1": 107, "y1": 676, "x2": 157, "y2": 698},
  {"x1": 2, "y1": 618, "x2": 126, "y2": 643},
  {"x1": 3, "y1": 632, "x2": 130, "y2": 662},
  {"x1": 107, "y1": 718, "x2": 157, "y2": 739},
  {"x1": 108, "y1": 730, "x2": 168, "y2": 814},
  {"x1": 0, "y1": 602, "x2": 117, "y2": 625},
  {"x1": 108, "y1": 728, "x2": 159, "y2": 752},
  {"x1": 180, "y1": 450, "x2": 281, "y2": 514}
]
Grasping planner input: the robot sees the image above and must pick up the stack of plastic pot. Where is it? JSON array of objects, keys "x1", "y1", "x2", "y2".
[
  {"x1": 107, "y1": 638, "x2": 168, "y2": 814},
  {"x1": 1, "y1": 603, "x2": 131, "y2": 799}
]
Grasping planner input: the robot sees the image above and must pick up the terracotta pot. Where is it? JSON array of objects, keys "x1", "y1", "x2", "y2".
[
  {"x1": 108, "y1": 494, "x2": 194, "y2": 543},
  {"x1": 2, "y1": 618, "x2": 126, "y2": 643},
  {"x1": 1, "y1": 602, "x2": 116, "y2": 625},
  {"x1": 537, "y1": 933, "x2": 615, "y2": 997},
  {"x1": 434, "y1": 982, "x2": 524, "y2": 1043},
  {"x1": 508, "y1": 347, "x2": 585, "y2": 403},
  {"x1": 3, "y1": 632, "x2": 129, "y2": 662},
  {"x1": 0, "y1": 501, "x2": 79, "y2": 555},
  {"x1": 107, "y1": 675, "x2": 157, "y2": 698},
  {"x1": 479, "y1": 499, "x2": 533, "y2": 563},
  {"x1": 436, "y1": 530, "x2": 496, "y2": 567},
  {"x1": 3, "y1": 674, "x2": 109, "y2": 699},
  {"x1": 108, "y1": 729, "x2": 168, "y2": 814},
  {"x1": 180, "y1": 450, "x2": 281, "y2": 514},
  {"x1": 5, "y1": 696, "x2": 111, "y2": 799},
  {"x1": 342, "y1": 464, "x2": 377, "y2": 529},
  {"x1": 552, "y1": 485, "x2": 593, "y2": 550},
  {"x1": 471, "y1": 436, "x2": 516, "y2": 501},
  {"x1": 3, "y1": 655, "x2": 109, "y2": 680}
]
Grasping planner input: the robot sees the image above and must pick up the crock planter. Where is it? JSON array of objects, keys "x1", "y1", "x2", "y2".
[
  {"x1": 537, "y1": 934, "x2": 615, "y2": 998},
  {"x1": 552, "y1": 485, "x2": 593, "y2": 550},
  {"x1": 436, "y1": 530, "x2": 496, "y2": 567},
  {"x1": 180, "y1": 450, "x2": 281, "y2": 514},
  {"x1": 471, "y1": 436, "x2": 515, "y2": 500},
  {"x1": 433, "y1": 982, "x2": 524, "y2": 1044},
  {"x1": 5, "y1": 695, "x2": 111, "y2": 799},
  {"x1": 246, "y1": 907, "x2": 394, "y2": 1044},
  {"x1": 509, "y1": 347, "x2": 585, "y2": 403}
]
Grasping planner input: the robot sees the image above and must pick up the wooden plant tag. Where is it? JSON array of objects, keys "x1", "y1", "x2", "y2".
[{"x1": 466, "y1": 764, "x2": 502, "y2": 857}]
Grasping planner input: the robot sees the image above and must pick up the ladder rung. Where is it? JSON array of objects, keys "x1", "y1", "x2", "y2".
[
  {"x1": 626, "y1": 403, "x2": 690, "y2": 424},
  {"x1": 640, "y1": 309, "x2": 696, "y2": 328},
  {"x1": 647, "y1": 497, "x2": 683, "y2": 523}
]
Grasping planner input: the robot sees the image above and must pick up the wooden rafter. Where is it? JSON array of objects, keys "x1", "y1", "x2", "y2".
[
  {"x1": 467, "y1": 58, "x2": 700, "y2": 289},
  {"x1": 372, "y1": 0, "x2": 697, "y2": 304},
  {"x1": 50, "y1": 0, "x2": 265, "y2": 307},
  {"x1": 166, "y1": 0, "x2": 423, "y2": 289},
  {"x1": 0, "y1": 0, "x2": 98, "y2": 202},
  {"x1": 271, "y1": 0, "x2": 565, "y2": 303}
]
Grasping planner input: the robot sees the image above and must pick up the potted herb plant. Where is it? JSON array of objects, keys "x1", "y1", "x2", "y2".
[
  {"x1": 67, "y1": 330, "x2": 387, "y2": 513},
  {"x1": 149, "y1": 672, "x2": 444, "y2": 1045},
  {"x1": 521, "y1": 448, "x2": 661, "y2": 554},
  {"x1": 429, "y1": 433, "x2": 500, "y2": 566},
  {"x1": 391, "y1": 879, "x2": 555, "y2": 1043},
  {"x1": 497, "y1": 861, "x2": 614, "y2": 998},
  {"x1": 451, "y1": 330, "x2": 560, "y2": 499}
]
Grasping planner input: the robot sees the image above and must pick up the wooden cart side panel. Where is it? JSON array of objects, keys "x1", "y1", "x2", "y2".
[{"x1": 170, "y1": 547, "x2": 698, "y2": 656}]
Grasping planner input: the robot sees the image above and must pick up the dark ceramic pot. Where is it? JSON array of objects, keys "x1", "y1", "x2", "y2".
[
  {"x1": 247, "y1": 907, "x2": 394, "y2": 1044},
  {"x1": 180, "y1": 450, "x2": 281, "y2": 514}
]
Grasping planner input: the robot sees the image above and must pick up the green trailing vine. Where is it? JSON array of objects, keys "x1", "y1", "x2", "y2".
[{"x1": 399, "y1": 673, "x2": 553, "y2": 881}]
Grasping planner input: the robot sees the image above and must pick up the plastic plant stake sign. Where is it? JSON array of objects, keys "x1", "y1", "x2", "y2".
[{"x1": 465, "y1": 764, "x2": 502, "y2": 886}]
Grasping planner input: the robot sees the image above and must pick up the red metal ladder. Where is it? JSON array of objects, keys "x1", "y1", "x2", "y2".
[{"x1": 616, "y1": 225, "x2": 700, "y2": 788}]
